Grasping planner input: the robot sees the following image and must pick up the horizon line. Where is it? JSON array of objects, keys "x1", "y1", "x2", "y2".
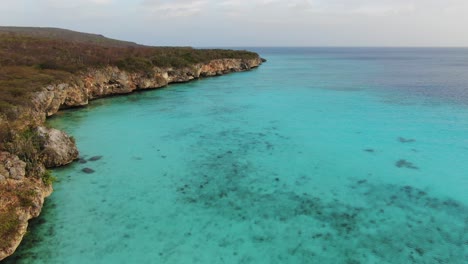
[{"x1": 196, "y1": 46, "x2": 468, "y2": 49}]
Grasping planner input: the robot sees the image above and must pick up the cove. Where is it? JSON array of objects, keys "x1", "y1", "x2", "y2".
[{"x1": 6, "y1": 48, "x2": 468, "y2": 263}]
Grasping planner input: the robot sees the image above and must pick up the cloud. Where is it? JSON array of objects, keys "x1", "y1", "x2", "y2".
[
  {"x1": 44, "y1": 0, "x2": 113, "y2": 8},
  {"x1": 303, "y1": 0, "x2": 418, "y2": 15},
  {"x1": 213, "y1": 0, "x2": 467, "y2": 16},
  {"x1": 1, "y1": 0, "x2": 468, "y2": 46},
  {"x1": 141, "y1": 0, "x2": 209, "y2": 17}
]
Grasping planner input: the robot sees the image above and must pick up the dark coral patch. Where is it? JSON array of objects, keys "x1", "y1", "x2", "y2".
[
  {"x1": 398, "y1": 137, "x2": 416, "y2": 143},
  {"x1": 357, "y1": 179, "x2": 367, "y2": 184},
  {"x1": 82, "y1": 168, "x2": 95, "y2": 174},
  {"x1": 395, "y1": 159, "x2": 419, "y2": 169},
  {"x1": 88, "y1": 156, "x2": 103, "y2": 161}
]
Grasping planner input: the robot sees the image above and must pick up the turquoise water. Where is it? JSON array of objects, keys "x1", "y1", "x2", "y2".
[{"x1": 6, "y1": 48, "x2": 468, "y2": 263}]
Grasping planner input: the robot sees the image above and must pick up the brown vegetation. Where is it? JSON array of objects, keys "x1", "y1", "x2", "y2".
[{"x1": 0, "y1": 27, "x2": 257, "y2": 119}]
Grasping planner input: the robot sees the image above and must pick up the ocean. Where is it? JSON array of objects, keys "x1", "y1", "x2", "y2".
[{"x1": 5, "y1": 48, "x2": 468, "y2": 263}]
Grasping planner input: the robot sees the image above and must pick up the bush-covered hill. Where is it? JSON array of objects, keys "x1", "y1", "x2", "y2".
[{"x1": 0, "y1": 27, "x2": 258, "y2": 117}]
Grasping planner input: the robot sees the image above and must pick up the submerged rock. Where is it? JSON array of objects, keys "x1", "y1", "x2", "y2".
[
  {"x1": 398, "y1": 137, "x2": 416, "y2": 143},
  {"x1": 82, "y1": 168, "x2": 95, "y2": 174},
  {"x1": 395, "y1": 159, "x2": 419, "y2": 170},
  {"x1": 77, "y1": 158, "x2": 88, "y2": 164},
  {"x1": 88, "y1": 156, "x2": 103, "y2": 161}
]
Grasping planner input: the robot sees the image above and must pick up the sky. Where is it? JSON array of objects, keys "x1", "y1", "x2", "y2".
[{"x1": 1, "y1": 0, "x2": 467, "y2": 47}]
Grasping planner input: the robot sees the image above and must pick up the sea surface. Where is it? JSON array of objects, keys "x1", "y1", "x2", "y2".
[{"x1": 6, "y1": 48, "x2": 468, "y2": 263}]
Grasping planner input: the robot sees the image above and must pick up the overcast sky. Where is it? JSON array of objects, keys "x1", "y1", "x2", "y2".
[{"x1": 1, "y1": 0, "x2": 467, "y2": 47}]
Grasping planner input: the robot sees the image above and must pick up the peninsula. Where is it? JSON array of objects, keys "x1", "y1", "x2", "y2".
[{"x1": 0, "y1": 26, "x2": 263, "y2": 260}]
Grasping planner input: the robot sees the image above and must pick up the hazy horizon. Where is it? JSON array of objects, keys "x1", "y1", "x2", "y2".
[{"x1": 1, "y1": 0, "x2": 468, "y2": 47}]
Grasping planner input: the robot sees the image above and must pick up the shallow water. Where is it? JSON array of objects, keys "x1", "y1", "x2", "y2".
[{"x1": 6, "y1": 48, "x2": 468, "y2": 263}]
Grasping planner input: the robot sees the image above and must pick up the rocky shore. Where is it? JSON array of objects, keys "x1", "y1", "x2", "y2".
[{"x1": 0, "y1": 56, "x2": 263, "y2": 260}]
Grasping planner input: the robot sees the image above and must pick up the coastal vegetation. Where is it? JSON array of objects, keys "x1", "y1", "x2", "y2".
[{"x1": 0, "y1": 27, "x2": 257, "y2": 119}]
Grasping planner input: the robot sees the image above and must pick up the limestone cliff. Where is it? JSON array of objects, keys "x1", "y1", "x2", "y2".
[
  {"x1": 0, "y1": 56, "x2": 263, "y2": 261},
  {"x1": 32, "y1": 57, "x2": 263, "y2": 118}
]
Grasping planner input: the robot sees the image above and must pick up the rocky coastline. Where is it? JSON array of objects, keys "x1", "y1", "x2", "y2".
[{"x1": 0, "y1": 56, "x2": 263, "y2": 260}]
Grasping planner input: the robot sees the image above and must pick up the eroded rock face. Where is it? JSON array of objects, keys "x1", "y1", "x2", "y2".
[
  {"x1": 31, "y1": 57, "x2": 263, "y2": 116},
  {"x1": 0, "y1": 178, "x2": 52, "y2": 261},
  {"x1": 37, "y1": 126, "x2": 79, "y2": 167},
  {"x1": 0, "y1": 152, "x2": 26, "y2": 181},
  {"x1": 0, "y1": 151, "x2": 52, "y2": 260},
  {"x1": 199, "y1": 58, "x2": 261, "y2": 77}
]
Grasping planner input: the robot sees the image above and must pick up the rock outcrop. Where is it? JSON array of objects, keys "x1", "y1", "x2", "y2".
[
  {"x1": 37, "y1": 126, "x2": 79, "y2": 168},
  {"x1": 0, "y1": 56, "x2": 263, "y2": 261},
  {"x1": 0, "y1": 153, "x2": 52, "y2": 260},
  {"x1": 0, "y1": 152, "x2": 26, "y2": 181}
]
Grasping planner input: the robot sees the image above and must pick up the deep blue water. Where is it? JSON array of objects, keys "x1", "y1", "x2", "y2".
[
  {"x1": 5, "y1": 48, "x2": 468, "y2": 263},
  {"x1": 251, "y1": 47, "x2": 468, "y2": 106}
]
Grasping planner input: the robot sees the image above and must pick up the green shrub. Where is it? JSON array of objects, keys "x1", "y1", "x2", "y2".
[{"x1": 41, "y1": 170, "x2": 56, "y2": 186}]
